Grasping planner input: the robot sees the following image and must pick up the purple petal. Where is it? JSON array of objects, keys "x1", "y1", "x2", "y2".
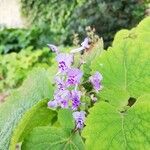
[
  {"x1": 73, "y1": 111, "x2": 86, "y2": 129},
  {"x1": 71, "y1": 90, "x2": 81, "y2": 110},
  {"x1": 54, "y1": 90, "x2": 71, "y2": 108},
  {"x1": 48, "y1": 100, "x2": 58, "y2": 108},
  {"x1": 55, "y1": 76, "x2": 67, "y2": 91},
  {"x1": 56, "y1": 53, "x2": 73, "y2": 72},
  {"x1": 60, "y1": 99, "x2": 68, "y2": 108},
  {"x1": 67, "y1": 68, "x2": 83, "y2": 85},
  {"x1": 81, "y1": 37, "x2": 90, "y2": 49}
]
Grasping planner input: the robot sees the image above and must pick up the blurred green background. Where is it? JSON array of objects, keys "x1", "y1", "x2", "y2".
[{"x1": 0, "y1": 0, "x2": 149, "y2": 97}]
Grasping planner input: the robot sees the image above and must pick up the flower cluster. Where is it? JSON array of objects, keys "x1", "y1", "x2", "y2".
[{"x1": 48, "y1": 38, "x2": 103, "y2": 130}]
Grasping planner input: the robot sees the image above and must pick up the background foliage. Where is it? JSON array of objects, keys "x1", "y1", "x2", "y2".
[
  {"x1": 0, "y1": 26, "x2": 57, "y2": 54},
  {"x1": 0, "y1": 0, "x2": 147, "y2": 54},
  {"x1": 0, "y1": 47, "x2": 53, "y2": 92},
  {"x1": 20, "y1": 0, "x2": 147, "y2": 47}
]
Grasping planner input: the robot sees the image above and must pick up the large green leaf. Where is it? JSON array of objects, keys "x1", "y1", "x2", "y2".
[
  {"x1": 22, "y1": 108, "x2": 84, "y2": 149},
  {"x1": 82, "y1": 94, "x2": 150, "y2": 150},
  {"x1": 91, "y1": 17, "x2": 150, "y2": 106},
  {"x1": 58, "y1": 109, "x2": 75, "y2": 129},
  {"x1": 9, "y1": 99, "x2": 57, "y2": 150},
  {"x1": 21, "y1": 127, "x2": 85, "y2": 150},
  {"x1": 112, "y1": 17, "x2": 150, "y2": 47},
  {"x1": 0, "y1": 68, "x2": 54, "y2": 150}
]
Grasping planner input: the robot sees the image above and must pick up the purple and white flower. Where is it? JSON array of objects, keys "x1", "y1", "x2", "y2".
[
  {"x1": 47, "y1": 39, "x2": 103, "y2": 131},
  {"x1": 55, "y1": 76, "x2": 67, "y2": 91},
  {"x1": 60, "y1": 99, "x2": 69, "y2": 108},
  {"x1": 56, "y1": 53, "x2": 73, "y2": 72},
  {"x1": 73, "y1": 111, "x2": 86, "y2": 129},
  {"x1": 70, "y1": 37, "x2": 90, "y2": 53},
  {"x1": 67, "y1": 68, "x2": 83, "y2": 85},
  {"x1": 71, "y1": 90, "x2": 81, "y2": 110},
  {"x1": 47, "y1": 44, "x2": 59, "y2": 53},
  {"x1": 89, "y1": 72, "x2": 103, "y2": 92},
  {"x1": 54, "y1": 90, "x2": 71, "y2": 108},
  {"x1": 48, "y1": 100, "x2": 58, "y2": 108},
  {"x1": 81, "y1": 37, "x2": 90, "y2": 49}
]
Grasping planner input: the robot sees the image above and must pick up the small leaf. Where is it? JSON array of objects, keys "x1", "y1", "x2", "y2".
[
  {"x1": 82, "y1": 94, "x2": 150, "y2": 150},
  {"x1": 22, "y1": 127, "x2": 85, "y2": 150},
  {"x1": 58, "y1": 109, "x2": 75, "y2": 129}
]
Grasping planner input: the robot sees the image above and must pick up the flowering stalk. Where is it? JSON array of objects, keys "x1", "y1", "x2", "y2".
[{"x1": 48, "y1": 37, "x2": 103, "y2": 130}]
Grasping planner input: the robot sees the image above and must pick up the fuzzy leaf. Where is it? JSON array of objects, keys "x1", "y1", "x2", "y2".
[
  {"x1": 0, "y1": 68, "x2": 54, "y2": 150},
  {"x1": 9, "y1": 99, "x2": 57, "y2": 150},
  {"x1": 22, "y1": 127, "x2": 85, "y2": 150},
  {"x1": 91, "y1": 17, "x2": 150, "y2": 106},
  {"x1": 58, "y1": 109, "x2": 75, "y2": 129},
  {"x1": 82, "y1": 94, "x2": 150, "y2": 150}
]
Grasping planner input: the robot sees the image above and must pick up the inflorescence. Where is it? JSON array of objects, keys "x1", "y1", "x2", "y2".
[{"x1": 47, "y1": 37, "x2": 103, "y2": 130}]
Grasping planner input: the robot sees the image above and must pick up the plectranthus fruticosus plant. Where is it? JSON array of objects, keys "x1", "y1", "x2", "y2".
[
  {"x1": 47, "y1": 31, "x2": 103, "y2": 130},
  {"x1": 0, "y1": 17, "x2": 149, "y2": 150}
]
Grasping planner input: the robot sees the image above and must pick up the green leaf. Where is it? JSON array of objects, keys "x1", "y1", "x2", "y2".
[
  {"x1": 82, "y1": 94, "x2": 150, "y2": 150},
  {"x1": 136, "y1": 16, "x2": 150, "y2": 35},
  {"x1": 9, "y1": 99, "x2": 57, "y2": 150},
  {"x1": 22, "y1": 127, "x2": 85, "y2": 150},
  {"x1": 112, "y1": 17, "x2": 150, "y2": 47},
  {"x1": 0, "y1": 68, "x2": 54, "y2": 150},
  {"x1": 91, "y1": 17, "x2": 150, "y2": 106},
  {"x1": 58, "y1": 109, "x2": 75, "y2": 129}
]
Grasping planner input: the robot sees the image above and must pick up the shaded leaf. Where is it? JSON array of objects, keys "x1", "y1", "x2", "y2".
[
  {"x1": 10, "y1": 99, "x2": 57, "y2": 150},
  {"x1": 22, "y1": 126, "x2": 85, "y2": 150}
]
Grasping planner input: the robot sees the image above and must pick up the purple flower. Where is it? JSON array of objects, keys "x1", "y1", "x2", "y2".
[
  {"x1": 73, "y1": 111, "x2": 86, "y2": 129},
  {"x1": 55, "y1": 76, "x2": 67, "y2": 91},
  {"x1": 60, "y1": 99, "x2": 69, "y2": 108},
  {"x1": 70, "y1": 37, "x2": 90, "y2": 53},
  {"x1": 81, "y1": 37, "x2": 90, "y2": 49},
  {"x1": 47, "y1": 44, "x2": 59, "y2": 53},
  {"x1": 56, "y1": 53, "x2": 73, "y2": 72},
  {"x1": 67, "y1": 68, "x2": 83, "y2": 85},
  {"x1": 71, "y1": 90, "x2": 81, "y2": 110},
  {"x1": 89, "y1": 72, "x2": 103, "y2": 92},
  {"x1": 48, "y1": 100, "x2": 58, "y2": 108},
  {"x1": 54, "y1": 90, "x2": 71, "y2": 108}
]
